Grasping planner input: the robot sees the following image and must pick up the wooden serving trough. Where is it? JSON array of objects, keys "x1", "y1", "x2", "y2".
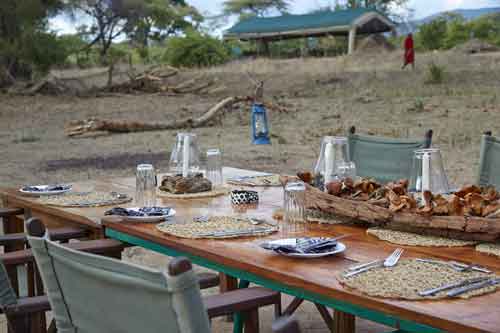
[{"x1": 304, "y1": 184, "x2": 500, "y2": 242}]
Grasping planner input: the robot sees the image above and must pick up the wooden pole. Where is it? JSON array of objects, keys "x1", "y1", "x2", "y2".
[{"x1": 348, "y1": 27, "x2": 357, "y2": 55}]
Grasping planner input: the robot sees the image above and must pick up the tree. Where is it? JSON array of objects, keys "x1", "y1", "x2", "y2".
[
  {"x1": 416, "y1": 16, "x2": 448, "y2": 50},
  {"x1": 334, "y1": 0, "x2": 408, "y2": 19},
  {"x1": 124, "y1": 0, "x2": 202, "y2": 59},
  {"x1": 222, "y1": 0, "x2": 290, "y2": 19},
  {"x1": 65, "y1": 0, "x2": 130, "y2": 61},
  {"x1": 0, "y1": 0, "x2": 66, "y2": 81}
]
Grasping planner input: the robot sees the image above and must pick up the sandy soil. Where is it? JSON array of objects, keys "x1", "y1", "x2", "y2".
[{"x1": 1, "y1": 49, "x2": 500, "y2": 332}]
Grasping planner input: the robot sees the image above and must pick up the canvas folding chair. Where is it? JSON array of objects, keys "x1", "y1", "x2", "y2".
[
  {"x1": 477, "y1": 131, "x2": 500, "y2": 188},
  {"x1": 26, "y1": 218, "x2": 282, "y2": 333},
  {"x1": 348, "y1": 126, "x2": 433, "y2": 183}
]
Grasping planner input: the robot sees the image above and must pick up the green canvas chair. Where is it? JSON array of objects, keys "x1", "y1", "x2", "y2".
[
  {"x1": 477, "y1": 131, "x2": 500, "y2": 188},
  {"x1": 348, "y1": 126, "x2": 433, "y2": 184},
  {"x1": 26, "y1": 218, "x2": 282, "y2": 333}
]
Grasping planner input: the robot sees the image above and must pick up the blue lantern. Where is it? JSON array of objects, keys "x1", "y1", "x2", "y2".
[{"x1": 251, "y1": 103, "x2": 271, "y2": 145}]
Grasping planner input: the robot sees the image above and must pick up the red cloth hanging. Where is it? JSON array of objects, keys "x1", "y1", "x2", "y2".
[{"x1": 404, "y1": 35, "x2": 415, "y2": 65}]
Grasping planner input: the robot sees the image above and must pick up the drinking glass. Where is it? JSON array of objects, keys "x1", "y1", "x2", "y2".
[
  {"x1": 313, "y1": 136, "x2": 350, "y2": 190},
  {"x1": 169, "y1": 133, "x2": 201, "y2": 176},
  {"x1": 136, "y1": 164, "x2": 156, "y2": 207},
  {"x1": 336, "y1": 161, "x2": 357, "y2": 180},
  {"x1": 205, "y1": 148, "x2": 223, "y2": 186},
  {"x1": 283, "y1": 182, "x2": 307, "y2": 235},
  {"x1": 409, "y1": 148, "x2": 450, "y2": 195}
]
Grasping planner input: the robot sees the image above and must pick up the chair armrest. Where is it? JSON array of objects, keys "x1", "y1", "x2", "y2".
[
  {"x1": 1, "y1": 239, "x2": 126, "y2": 267},
  {"x1": 66, "y1": 239, "x2": 125, "y2": 258},
  {"x1": 0, "y1": 208, "x2": 24, "y2": 218},
  {"x1": 1, "y1": 249, "x2": 34, "y2": 266},
  {"x1": 197, "y1": 272, "x2": 220, "y2": 290},
  {"x1": 2, "y1": 296, "x2": 51, "y2": 316},
  {"x1": 203, "y1": 287, "x2": 280, "y2": 319},
  {"x1": 0, "y1": 227, "x2": 89, "y2": 247},
  {"x1": 272, "y1": 316, "x2": 301, "y2": 333}
]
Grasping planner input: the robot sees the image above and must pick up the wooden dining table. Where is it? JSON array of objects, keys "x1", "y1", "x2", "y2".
[{"x1": 2, "y1": 168, "x2": 500, "y2": 333}]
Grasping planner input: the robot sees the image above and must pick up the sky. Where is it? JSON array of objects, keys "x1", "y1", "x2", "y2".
[
  {"x1": 189, "y1": 0, "x2": 497, "y2": 18},
  {"x1": 50, "y1": 0, "x2": 499, "y2": 35}
]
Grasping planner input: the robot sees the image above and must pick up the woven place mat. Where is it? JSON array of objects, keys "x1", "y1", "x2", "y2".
[
  {"x1": 156, "y1": 216, "x2": 278, "y2": 239},
  {"x1": 37, "y1": 192, "x2": 132, "y2": 207},
  {"x1": 338, "y1": 259, "x2": 498, "y2": 300},
  {"x1": 367, "y1": 227, "x2": 477, "y2": 247},
  {"x1": 226, "y1": 175, "x2": 281, "y2": 187},
  {"x1": 476, "y1": 243, "x2": 500, "y2": 257},
  {"x1": 157, "y1": 186, "x2": 229, "y2": 199}
]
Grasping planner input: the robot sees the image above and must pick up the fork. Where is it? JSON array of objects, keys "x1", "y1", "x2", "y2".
[
  {"x1": 384, "y1": 248, "x2": 404, "y2": 267},
  {"x1": 344, "y1": 248, "x2": 404, "y2": 278}
]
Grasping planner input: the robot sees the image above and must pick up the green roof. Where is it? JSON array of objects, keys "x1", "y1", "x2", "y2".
[{"x1": 225, "y1": 8, "x2": 394, "y2": 38}]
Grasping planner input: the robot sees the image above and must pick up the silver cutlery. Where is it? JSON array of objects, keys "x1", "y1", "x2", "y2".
[
  {"x1": 416, "y1": 258, "x2": 492, "y2": 274},
  {"x1": 383, "y1": 248, "x2": 404, "y2": 267},
  {"x1": 418, "y1": 277, "x2": 490, "y2": 297},
  {"x1": 447, "y1": 278, "x2": 500, "y2": 297},
  {"x1": 348, "y1": 260, "x2": 383, "y2": 272},
  {"x1": 344, "y1": 248, "x2": 404, "y2": 278},
  {"x1": 449, "y1": 261, "x2": 492, "y2": 274}
]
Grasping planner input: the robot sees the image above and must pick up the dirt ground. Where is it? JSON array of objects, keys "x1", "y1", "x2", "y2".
[{"x1": 1, "y1": 49, "x2": 500, "y2": 332}]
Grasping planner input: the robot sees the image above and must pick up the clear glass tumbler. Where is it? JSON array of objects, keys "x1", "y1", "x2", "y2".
[
  {"x1": 283, "y1": 182, "x2": 307, "y2": 235},
  {"x1": 409, "y1": 148, "x2": 450, "y2": 195},
  {"x1": 205, "y1": 149, "x2": 223, "y2": 186},
  {"x1": 336, "y1": 161, "x2": 357, "y2": 180},
  {"x1": 313, "y1": 136, "x2": 350, "y2": 190},
  {"x1": 136, "y1": 164, "x2": 157, "y2": 207}
]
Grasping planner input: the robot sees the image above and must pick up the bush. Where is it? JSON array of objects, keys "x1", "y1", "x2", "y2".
[
  {"x1": 425, "y1": 62, "x2": 445, "y2": 84},
  {"x1": 417, "y1": 17, "x2": 448, "y2": 50},
  {"x1": 164, "y1": 32, "x2": 230, "y2": 68}
]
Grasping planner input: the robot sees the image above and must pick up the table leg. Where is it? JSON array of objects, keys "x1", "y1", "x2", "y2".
[
  {"x1": 333, "y1": 310, "x2": 355, "y2": 333},
  {"x1": 244, "y1": 310, "x2": 259, "y2": 333},
  {"x1": 220, "y1": 273, "x2": 238, "y2": 322}
]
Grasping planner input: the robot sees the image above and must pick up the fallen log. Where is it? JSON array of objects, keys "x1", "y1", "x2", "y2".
[
  {"x1": 65, "y1": 96, "x2": 244, "y2": 137},
  {"x1": 303, "y1": 184, "x2": 500, "y2": 242}
]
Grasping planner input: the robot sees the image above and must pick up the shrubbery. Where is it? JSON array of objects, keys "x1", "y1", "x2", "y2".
[
  {"x1": 163, "y1": 32, "x2": 230, "y2": 68},
  {"x1": 416, "y1": 13, "x2": 500, "y2": 51}
]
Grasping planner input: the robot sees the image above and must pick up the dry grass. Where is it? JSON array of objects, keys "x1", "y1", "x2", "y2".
[
  {"x1": 2, "y1": 49, "x2": 500, "y2": 332},
  {"x1": 1, "y1": 49, "x2": 500, "y2": 188}
]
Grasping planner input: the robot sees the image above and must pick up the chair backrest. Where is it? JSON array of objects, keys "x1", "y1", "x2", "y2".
[
  {"x1": 26, "y1": 220, "x2": 211, "y2": 333},
  {"x1": 477, "y1": 132, "x2": 500, "y2": 188},
  {"x1": 348, "y1": 127, "x2": 432, "y2": 184},
  {"x1": 0, "y1": 262, "x2": 18, "y2": 309}
]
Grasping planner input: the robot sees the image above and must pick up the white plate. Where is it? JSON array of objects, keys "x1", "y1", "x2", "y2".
[
  {"x1": 122, "y1": 208, "x2": 176, "y2": 223},
  {"x1": 266, "y1": 238, "x2": 346, "y2": 258},
  {"x1": 19, "y1": 185, "x2": 72, "y2": 196}
]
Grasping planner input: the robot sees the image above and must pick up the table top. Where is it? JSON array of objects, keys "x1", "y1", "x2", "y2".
[
  {"x1": 3, "y1": 168, "x2": 500, "y2": 332},
  {"x1": 103, "y1": 179, "x2": 500, "y2": 333},
  {"x1": 0, "y1": 167, "x2": 278, "y2": 229}
]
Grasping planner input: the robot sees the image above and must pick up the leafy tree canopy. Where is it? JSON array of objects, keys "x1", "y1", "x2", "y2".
[{"x1": 223, "y1": 0, "x2": 291, "y2": 20}]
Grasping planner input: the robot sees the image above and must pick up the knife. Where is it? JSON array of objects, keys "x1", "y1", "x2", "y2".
[
  {"x1": 418, "y1": 277, "x2": 490, "y2": 297},
  {"x1": 348, "y1": 260, "x2": 384, "y2": 272},
  {"x1": 449, "y1": 261, "x2": 493, "y2": 274},
  {"x1": 343, "y1": 262, "x2": 384, "y2": 278},
  {"x1": 447, "y1": 278, "x2": 500, "y2": 297},
  {"x1": 416, "y1": 258, "x2": 492, "y2": 274}
]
